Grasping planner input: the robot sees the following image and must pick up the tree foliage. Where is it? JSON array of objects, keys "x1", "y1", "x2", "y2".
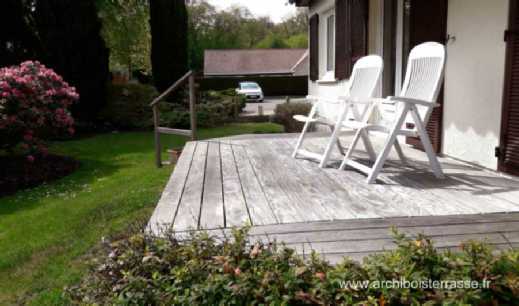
[
  {"x1": 0, "y1": 0, "x2": 110, "y2": 122},
  {"x1": 187, "y1": 0, "x2": 308, "y2": 70},
  {"x1": 149, "y1": 0, "x2": 188, "y2": 93},
  {"x1": 0, "y1": 0, "x2": 41, "y2": 68},
  {"x1": 35, "y1": 0, "x2": 110, "y2": 121},
  {"x1": 97, "y1": 0, "x2": 151, "y2": 74}
]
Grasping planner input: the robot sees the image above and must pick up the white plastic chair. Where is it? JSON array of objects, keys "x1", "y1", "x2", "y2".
[
  {"x1": 340, "y1": 42, "x2": 446, "y2": 184},
  {"x1": 292, "y1": 55, "x2": 383, "y2": 168}
]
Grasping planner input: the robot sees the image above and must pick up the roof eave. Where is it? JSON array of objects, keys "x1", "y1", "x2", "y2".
[{"x1": 288, "y1": 0, "x2": 311, "y2": 7}]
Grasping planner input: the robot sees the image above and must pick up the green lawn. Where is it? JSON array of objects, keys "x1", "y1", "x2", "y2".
[{"x1": 0, "y1": 123, "x2": 283, "y2": 305}]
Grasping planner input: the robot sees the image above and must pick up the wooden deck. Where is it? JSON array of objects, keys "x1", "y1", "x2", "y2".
[{"x1": 148, "y1": 133, "x2": 519, "y2": 262}]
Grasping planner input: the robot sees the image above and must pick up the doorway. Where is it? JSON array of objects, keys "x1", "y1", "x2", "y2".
[{"x1": 383, "y1": 0, "x2": 448, "y2": 153}]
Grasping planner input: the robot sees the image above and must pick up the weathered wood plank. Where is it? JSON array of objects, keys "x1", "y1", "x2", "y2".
[
  {"x1": 231, "y1": 143, "x2": 278, "y2": 225},
  {"x1": 242, "y1": 139, "x2": 330, "y2": 222},
  {"x1": 157, "y1": 126, "x2": 192, "y2": 137},
  {"x1": 200, "y1": 142, "x2": 225, "y2": 229},
  {"x1": 173, "y1": 141, "x2": 208, "y2": 231},
  {"x1": 306, "y1": 243, "x2": 515, "y2": 265},
  {"x1": 282, "y1": 137, "x2": 411, "y2": 218},
  {"x1": 220, "y1": 142, "x2": 251, "y2": 227},
  {"x1": 287, "y1": 232, "x2": 509, "y2": 254},
  {"x1": 171, "y1": 213, "x2": 519, "y2": 239},
  {"x1": 147, "y1": 141, "x2": 196, "y2": 235},
  {"x1": 233, "y1": 142, "x2": 308, "y2": 224},
  {"x1": 502, "y1": 231, "x2": 519, "y2": 244},
  {"x1": 248, "y1": 222, "x2": 519, "y2": 245},
  {"x1": 267, "y1": 139, "x2": 360, "y2": 220}
]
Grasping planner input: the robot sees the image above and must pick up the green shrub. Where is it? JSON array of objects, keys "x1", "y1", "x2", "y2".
[
  {"x1": 273, "y1": 102, "x2": 313, "y2": 133},
  {"x1": 99, "y1": 83, "x2": 159, "y2": 129},
  {"x1": 160, "y1": 90, "x2": 246, "y2": 129},
  {"x1": 66, "y1": 228, "x2": 519, "y2": 305},
  {"x1": 99, "y1": 86, "x2": 245, "y2": 130}
]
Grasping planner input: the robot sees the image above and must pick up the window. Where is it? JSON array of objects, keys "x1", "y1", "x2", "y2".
[{"x1": 326, "y1": 14, "x2": 335, "y2": 72}]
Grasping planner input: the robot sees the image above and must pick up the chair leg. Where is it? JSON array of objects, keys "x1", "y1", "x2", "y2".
[
  {"x1": 319, "y1": 125, "x2": 342, "y2": 168},
  {"x1": 394, "y1": 138, "x2": 407, "y2": 165},
  {"x1": 366, "y1": 106, "x2": 410, "y2": 184},
  {"x1": 292, "y1": 104, "x2": 317, "y2": 158},
  {"x1": 320, "y1": 107, "x2": 349, "y2": 168},
  {"x1": 339, "y1": 128, "x2": 363, "y2": 170},
  {"x1": 336, "y1": 136, "x2": 345, "y2": 155},
  {"x1": 410, "y1": 106, "x2": 444, "y2": 179},
  {"x1": 360, "y1": 130, "x2": 377, "y2": 161},
  {"x1": 329, "y1": 125, "x2": 345, "y2": 155}
]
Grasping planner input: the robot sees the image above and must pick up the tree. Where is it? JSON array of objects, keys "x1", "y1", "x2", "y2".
[
  {"x1": 255, "y1": 33, "x2": 289, "y2": 49},
  {"x1": 35, "y1": 0, "x2": 109, "y2": 121},
  {"x1": 149, "y1": 0, "x2": 188, "y2": 93},
  {"x1": 186, "y1": 1, "x2": 308, "y2": 69},
  {"x1": 0, "y1": 0, "x2": 40, "y2": 67},
  {"x1": 97, "y1": 0, "x2": 151, "y2": 74}
]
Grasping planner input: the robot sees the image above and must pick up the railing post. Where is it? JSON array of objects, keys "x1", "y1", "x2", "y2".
[
  {"x1": 153, "y1": 104, "x2": 162, "y2": 168},
  {"x1": 189, "y1": 73, "x2": 197, "y2": 140}
]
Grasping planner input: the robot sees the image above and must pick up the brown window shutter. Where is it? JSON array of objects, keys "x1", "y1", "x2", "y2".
[
  {"x1": 335, "y1": 0, "x2": 368, "y2": 80},
  {"x1": 351, "y1": 0, "x2": 369, "y2": 63},
  {"x1": 499, "y1": 0, "x2": 519, "y2": 175},
  {"x1": 335, "y1": 0, "x2": 351, "y2": 80},
  {"x1": 309, "y1": 14, "x2": 319, "y2": 81}
]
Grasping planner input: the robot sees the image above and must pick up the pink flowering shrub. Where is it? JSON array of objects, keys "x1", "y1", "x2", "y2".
[{"x1": 0, "y1": 61, "x2": 78, "y2": 161}]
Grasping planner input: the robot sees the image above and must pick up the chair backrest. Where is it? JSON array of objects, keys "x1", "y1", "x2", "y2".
[
  {"x1": 348, "y1": 55, "x2": 384, "y2": 99},
  {"x1": 400, "y1": 42, "x2": 446, "y2": 124},
  {"x1": 317, "y1": 55, "x2": 383, "y2": 121}
]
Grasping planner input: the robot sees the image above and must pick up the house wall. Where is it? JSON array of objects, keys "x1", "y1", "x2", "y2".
[
  {"x1": 308, "y1": 0, "x2": 384, "y2": 99},
  {"x1": 442, "y1": 0, "x2": 508, "y2": 169}
]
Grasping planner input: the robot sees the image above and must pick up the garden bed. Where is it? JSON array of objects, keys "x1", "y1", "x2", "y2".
[{"x1": 0, "y1": 154, "x2": 80, "y2": 197}]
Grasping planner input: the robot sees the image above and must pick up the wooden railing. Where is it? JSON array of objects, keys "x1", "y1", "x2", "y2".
[{"x1": 150, "y1": 70, "x2": 197, "y2": 168}]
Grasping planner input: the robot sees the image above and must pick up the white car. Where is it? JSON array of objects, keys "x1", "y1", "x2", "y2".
[{"x1": 236, "y1": 82, "x2": 264, "y2": 102}]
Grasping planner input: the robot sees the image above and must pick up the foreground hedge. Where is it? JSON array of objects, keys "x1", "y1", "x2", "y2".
[{"x1": 67, "y1": 228, "x2": 519, "y2": 305}]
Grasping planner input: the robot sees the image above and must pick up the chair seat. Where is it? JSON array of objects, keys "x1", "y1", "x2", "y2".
[
  {"x1": 341, "y1": 119, "x2": 419, "y2": 137},
  {"x1": 293, "y1": 115, "x2": 335, "y2": 126}
]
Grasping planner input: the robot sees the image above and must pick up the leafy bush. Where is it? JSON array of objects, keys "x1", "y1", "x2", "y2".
[
  {"x1": 0, "y1": 61, "x2": 78, "y2": 160},
  {"x1": 160, "y1": 90, "x2": 246, "y2": 129},
  {"x1": 100, "y1": 86, "x2": 245, "y2": 130},
  {"x1": 99, "y1": 83, "x2": 159, "y2": 129},
  {"x1": 273, "y1": 102, "x2": 313, "y2": 133},
  {"x1": 67, "y1": 228, "x2": 519, "y2": 305}
]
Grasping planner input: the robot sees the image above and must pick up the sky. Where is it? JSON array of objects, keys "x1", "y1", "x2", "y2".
[{"x1": 207, "y1": 0, "x2": 298, "y2": 23}]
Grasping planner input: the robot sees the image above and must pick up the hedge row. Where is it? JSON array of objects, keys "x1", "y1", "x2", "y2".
[
  {"x1": 99, "y1": 84, "x2": 246, "y2": 130},
  {"x1": 66, "y1": 227, "x2": 519, "y2": 305}
]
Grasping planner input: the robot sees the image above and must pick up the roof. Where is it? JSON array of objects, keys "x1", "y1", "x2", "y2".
[
  {"x1": 204, "y1": 49, "x2": 308, "y2": 77},
  {"x1": 288, "y1": 0, "x2": 310, "y2": 7},
  {"x1": 291, "y1": 50, "x2": 309, "y2": 76}
]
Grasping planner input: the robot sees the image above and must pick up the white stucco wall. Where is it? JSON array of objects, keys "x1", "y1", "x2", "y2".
[
  {"x1": 442, "y1": 0, "x2": 508, "y2": 169},
  {"x1": 307, "y1": 0, "x2": 383, "y2": 99}
]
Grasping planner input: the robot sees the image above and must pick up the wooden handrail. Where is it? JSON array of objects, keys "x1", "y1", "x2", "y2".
[
  {"x1": 151, "y1": 70, "x2": 197, "y2": 168},
  {"x1": 149, "y1": 70, "x2": 193, "y2": 107}
]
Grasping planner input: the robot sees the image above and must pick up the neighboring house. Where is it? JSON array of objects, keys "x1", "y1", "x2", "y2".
[
  {"x1": 290, "y1": 0, "x2": 519, "y2": 176},
  {"x1": 202, "y1": 49, "x2": 309, "y2": 96}
]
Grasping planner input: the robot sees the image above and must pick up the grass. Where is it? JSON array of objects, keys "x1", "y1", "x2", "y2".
[{"x1": 0, "y1": 122, "x2": 283, "y2": 305}]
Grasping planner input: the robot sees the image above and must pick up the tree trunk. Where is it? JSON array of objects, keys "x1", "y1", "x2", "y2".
[{"x1": 149, "y1": 0, "x2": 188, "y2": 94}]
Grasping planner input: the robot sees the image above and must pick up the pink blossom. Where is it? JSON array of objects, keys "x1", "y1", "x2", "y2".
[
  {"x1": 23, "y1": 133, "x2": 33, "y2": 142},
  {"x1": 0, "y1": 61, "x2": 78, "y2": 156},
  {"x1": 26, "y1": 155, "x2": 35, "y2": 163}
]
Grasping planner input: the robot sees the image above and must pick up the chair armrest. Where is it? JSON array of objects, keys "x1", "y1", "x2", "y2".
[
  {"x1": 306, "y1": 95, "x2": 341, "y2": 104},
  {"x1": 388, "y1": 96, "x2": 440, "y2": 108},
  {"x1": 337, "y1": 96, "x2": 382, "y2": 105}
]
